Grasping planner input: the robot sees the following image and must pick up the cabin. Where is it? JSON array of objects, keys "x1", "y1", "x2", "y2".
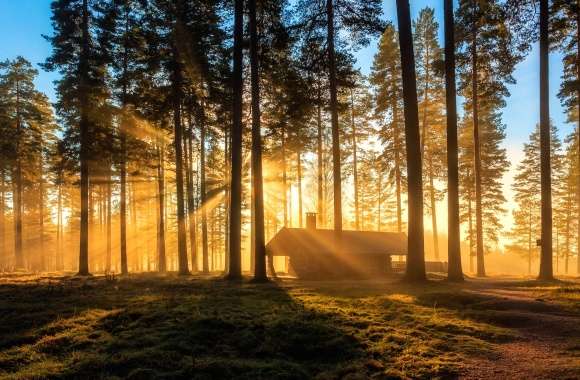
[{"x1": 266, "y1": 213, "x2": 407, "y2": 279}]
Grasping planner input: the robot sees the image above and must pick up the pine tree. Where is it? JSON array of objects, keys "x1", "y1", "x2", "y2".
[
  {"x1": 370, "y1": 24, "x2": 406, "y2": 234},
  {"x1": 508, "y1": 124, "x2": 562, "y2": 275},
  {"x1": 444, "y1": 0, "x2": 463, "y2": 281},
  {"x1": 396, "y1": 0, "x2": 425, "y2": 282},
  {"x1": 456, "y1": 0, "x2": 524, "y2": 276},
  {"x1": 414, "y1": 7, "x2": 446, "y2": 260}
]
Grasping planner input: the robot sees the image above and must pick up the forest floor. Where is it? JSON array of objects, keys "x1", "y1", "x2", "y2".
[{"x1": 0, "y1": 272, "x2": 578, "y2": 379}]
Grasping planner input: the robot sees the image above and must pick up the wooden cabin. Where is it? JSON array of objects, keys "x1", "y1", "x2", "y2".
[{"x1": 266, "y1": 213, "x2": 407, "y2": 279}]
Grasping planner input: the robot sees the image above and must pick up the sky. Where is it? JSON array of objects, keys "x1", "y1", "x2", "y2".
[{"x1": 0, "y1": 0, "x2": 574, "y2": 242}]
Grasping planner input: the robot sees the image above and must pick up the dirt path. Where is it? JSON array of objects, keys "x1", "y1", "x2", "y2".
[{"x1": 461, "y1": 283, "x2": 580, "y2": 379}]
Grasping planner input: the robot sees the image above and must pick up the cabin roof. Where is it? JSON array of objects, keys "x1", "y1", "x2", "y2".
[{"x1": 266, "y1": 227, "x2": 407, "y2": 257}]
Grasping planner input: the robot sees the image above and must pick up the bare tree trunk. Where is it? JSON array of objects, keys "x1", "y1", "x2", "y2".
[
  {"x1": 77, "y1": 0, "x2": 90, "y2": 275},
  {"x1": 249, "y1": 0, "x2": 267, "y2": 281},
  {"x1": 297, "y1": 150, "x2": 303, "y2": 227},
  {"x1": 428, "y1": 161, "x2": 439, "y2": 260},
  {"x1": 392, "y1": 95, "x2": 403, "y2": 233},
  {"x1": 326, "y1": 0, "x2": 342, "y2": 232},
  {"x1": 397, "y1": 0, "x2": 425, "y2": 282},
  {"x1": 350, "y1": 89, "x2": 359, "y2": 230},
  {"x1": 317, "y1": 88, "x2": 324, "y2": 227},
  {"x1": 172, "y1": 14, "x2": 189, "y2": 275},
  {"x1": 468, "y1": 181, "x2": 474, "y2": 273},
  {"x1": 200, "y1": 110, "x2": 209, "y2": 274},
  {"x1": 282, "y1": 124, "x2": 288, "y2": 227},
  {"x1": 227, "y1": 0, "x2": 243, "y2": 280},
  {"x1": 156, "y1": 141, "x2": 166, "y2": 272},
  {"x1": 106, "y1": 169, "x2": 112, "y2": 273},
  {"x1": 444, "y1": 0, "x2": 463, "y2": 281},
  {"x1": 538, "y1": 0, "x2": 553, "y2": 280},
  {"x1": 471, "y1": 5, "x2": 485, "y2": 277},
  {"x1": 56, "y1": 181, "x2": 63, "y2": 271}
]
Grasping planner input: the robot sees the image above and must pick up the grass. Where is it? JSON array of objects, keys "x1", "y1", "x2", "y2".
[{"x1": 0, "y1": 273, "x2": 577, "y2": 379}]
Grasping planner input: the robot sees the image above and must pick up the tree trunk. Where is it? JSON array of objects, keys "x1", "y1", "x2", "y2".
[
  {"x1": 186, "y1": 122, "x2": 197, "y2": 273},
  {"x1": 396, "y1": 0, "x2": 425, "y2": 282},
  {"x1": 0, "y1": 169, "x2": 4, "y2": 267},
  {"x1": 428, "y1": 161, "x2": 439, "y2": 260},
  {"x1": 297, "y1": 150, "x2": 303, "y2": 227},
  {"x1": 200, "y1": 110, "x2": 209, "y2": 274},
  {"x1": 282, "y1": 124, "x2": 288, "y2": 227},
  {"x1": 471, "y1": 5, "x2": 485, "y2": 277},
  {"x1": 172, "y1": 42, "x2": 188, "y2": 275},
  {"x1": 576, "y1": 0, "x2": 580, "y2": 275},
  {"x1": 326, "y1": 0, "x2": 342, "y2": 232},
  {"x1": 351, "y1": 89, "x2": 359, "y2": 230},
  {"x1": 13, "y1": 158, "x2": 23, "y2": 269},
  {"x1": 57, "y1": 181, "x2": 63, "y2": 271},
  {"x1": 317, "y1": 88, "x2": 324, "y2": 227},
  {"x1": 249, "y1": 0, "x2": 267, "y2": 282},
  {"x1": 538, "y1": 0, "x2": 553, "y2": 280},
  {"x1": 105, "y1": 169, "x2": 111, "y2": 272},
  {"x1": 444, "y1": 0, "x2": 463, "y2": 281},
  {"x1": 227, "y1": 0, "x2": 243, "y2": 280},
  {"x1": 157, "y1": 141, "x2": 166, "y2": 272},
  {"x1": 392, "y1": 94, "x2": 403, "y2": 233},
  {"x1": 77, "y1": 0, "x2": 90, "y2": 275},
  {"x1": 468, "y1": 186, "x2": 474, "y2": 273}
]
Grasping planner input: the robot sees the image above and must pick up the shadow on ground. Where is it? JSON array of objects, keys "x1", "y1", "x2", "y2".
[{"x1": 0, "y1": 273, "x2": 578, "y2": 379}]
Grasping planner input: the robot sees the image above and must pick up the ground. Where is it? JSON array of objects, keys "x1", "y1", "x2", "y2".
[{"x1": 0, "y1": 273, "x2": 578, "y2": 379}]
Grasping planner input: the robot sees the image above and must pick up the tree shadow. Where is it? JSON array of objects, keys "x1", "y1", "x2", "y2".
[{"x1": 0, "y1": 274, "x2": 366, "y2": 379}]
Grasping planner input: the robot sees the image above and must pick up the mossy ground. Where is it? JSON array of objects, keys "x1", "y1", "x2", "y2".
[{"x1": 0, "y1": 273, "x2": 578, "y2": 379}]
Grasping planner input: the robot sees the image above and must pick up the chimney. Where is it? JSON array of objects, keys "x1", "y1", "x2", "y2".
[{"x1": 306, "y1": 212, "x2": 317, "y2": 230}]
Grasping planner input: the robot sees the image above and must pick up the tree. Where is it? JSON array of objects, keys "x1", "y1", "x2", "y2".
[
  {"x1": 509, "y1": 124, "x2": 562, "y2": 275},
  {"x1": 456, "y1": 0, "x2": 524, "y2": 276},
  {"x1": 295, "y1": 0, "x2": 383, "y2": 232},
  {"x1": 414, "y1": 7, "x2": 446, "y2": 260},
  {"x1": 538, "y1": 0, "x2": 553, "y2": 280},
  {"x1": 249, "y1": 0, "x2": 267, "y2": 282},
  {"x1": 370, "y1": 24, "x2": 406, "y2": 234},
  {"x1": 227, "y1": 0, "x2": 244, "y2": 280},
  {"x1": 444, "y1": 0, "x2": 463, "y2": 281},
  {"x1": 396, "y1": 0, "x2": 425, "y2": 282}
]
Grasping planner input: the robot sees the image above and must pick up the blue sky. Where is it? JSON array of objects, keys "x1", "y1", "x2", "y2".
[{"x1": 0, "y1": 0, "x2": 574, "y2": 234}]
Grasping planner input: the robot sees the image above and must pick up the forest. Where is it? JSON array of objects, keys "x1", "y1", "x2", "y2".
[{"x1": 0, "y1": 0, "x2": 579, "y2": 379}]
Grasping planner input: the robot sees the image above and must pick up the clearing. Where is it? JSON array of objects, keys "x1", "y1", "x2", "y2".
[{"x1": 0, "y1": 273, "x2": 578, "y2": 379}]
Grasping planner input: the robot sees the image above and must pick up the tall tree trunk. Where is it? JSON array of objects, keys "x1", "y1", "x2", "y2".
[
  {"x1": 172, "y1": 43, "x2": 188, "y2": 275},
  {"x1": 106, "y1": 169, "x2": 112, "y2": 273},
  {"x1": 224, "y1": 125, "x2": 230, "y2": 272},
  {"x1": 186, "y1": 123, "x2": 197, "y2": 273},
  {"x1": 392, "y1": 94, "x2": 402, "y2": 233},
  {"x1": 297, "y1": 150, "x2": 303, "y2": 227},
  {"x1": 471, "y1": 5, "x2": 485, "y2": 277},
  {"x1": 468, "y1": 187, "x2": 474, "y2": 273},
  {"x1": 396, "y1": 0, "x2": 425, "y2": 282},
  {"x1": 377, "y1": 169, "x2": 382, "y2": 231},
  {"x1": 326, "y1": 0, "x2": 342, "y2": 232},
  {"x1": 156, "y1": 141, "x2": 166, "y2": 272},
  {"x1": 444, "y1": 0, "x2": 463, "y2": 281},
  {"x1": 351, "y1": 89, "x2": 359, "y2": 230},
  {"x1": 528, "y1": 207, "x2": 532, "y2": 275},
  {"x1": 200, "y1": 110, "x2": 209, "y2": 274},
  {"x1": 39, "y1": 153, "x2": 45, "y2": 271},
  {"x1": 0, "y1": 169, "x2": 4, "y2": 267},
  {"x1": 57, "y1": 181, "x2": 63, "y2": 271},
  {"x1": 77, "y1": 0, "x2": 90, "y2": 275},
  {"x1": 227, "y1": 0, "x2": 243, "y2": 280},
  {"x1": 13, "y1": 79, "x2": 24, "y2": 269},
  {"x1": 317, "y1": 89, "x2": 324, "y2": 227},
  {"x1": 282, "y1": 124, "x2": 288, "y2": 227},
  {"x1": 575, "y1": 0, "x2": 580, "y2": 276},
  {"x1": 565, "y1": 195, "x2": 570, "y2": 274},
  {"x1": 249, "y1": 0, "x2": 267, "y2": 282},
  {"x1": 119, "y1": 5, "x2": 130, "y2": 276},
  {"x1": 428, "y1": 161, "x2": 439, "y2": 260},
  {"x1": 538, "y1": 0, "x2": 553, "y2": 280}
]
